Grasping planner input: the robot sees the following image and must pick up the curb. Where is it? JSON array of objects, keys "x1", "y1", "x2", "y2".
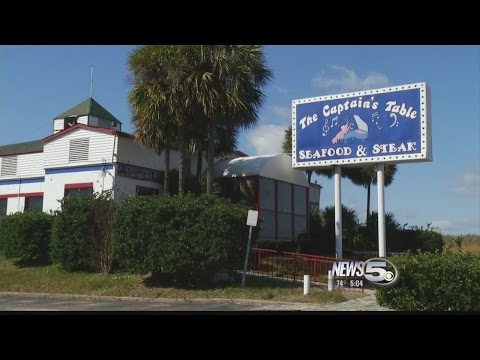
[{"x1": 0, "y1": 291, "x2": 372, "y2": 308}]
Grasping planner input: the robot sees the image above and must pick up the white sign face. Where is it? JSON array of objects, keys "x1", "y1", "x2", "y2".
[{"x1": 246, "y1": 210, "x2": 259, "y2": 226}]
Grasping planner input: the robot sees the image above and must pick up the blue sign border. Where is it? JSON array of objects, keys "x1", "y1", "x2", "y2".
[{"x1": 292, "y1": 83, "x2": 431, "y2": 168}]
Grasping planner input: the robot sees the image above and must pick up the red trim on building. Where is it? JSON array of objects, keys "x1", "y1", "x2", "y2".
[
  {"x1": 232, "y1": 149, "x2": 249, "y2": 157},
  {"x1": 64, "y1": 182, "x2": 93, "y2": 190},
  {"x1": 43, "y1": 124, "x2": 114, "y2": 143},
  {"x1": 117, "y1": 132, "x2": 134, "y2": 140},
  {"x1": 0, "y1": 151, "x2": 43, "y2": 157},
  {"x1": 43, "y1": 124, "x2": 134, "y2": 143},
  {"x1": 0, "y1": 192, "x2": 43, "y2": 199}
]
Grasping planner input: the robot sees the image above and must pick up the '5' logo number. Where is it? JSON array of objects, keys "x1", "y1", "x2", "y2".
[{"x1": 364, "y1": 258, "x2": 399, "y2": 287}]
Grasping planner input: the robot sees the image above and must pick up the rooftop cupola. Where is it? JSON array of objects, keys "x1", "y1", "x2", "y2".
[{"x1": 53, "y1": 97, "x2": 122, "y2": 133}]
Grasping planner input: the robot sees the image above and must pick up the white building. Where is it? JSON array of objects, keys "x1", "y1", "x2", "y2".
[
  {"x1": 0, "y1": 98, "x2": 320, "y2": 241},
  {"x1": 0, "y1": 97, "x2": 189, "y2": 215}
]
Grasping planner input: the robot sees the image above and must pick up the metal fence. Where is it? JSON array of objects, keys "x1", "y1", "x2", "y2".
[{"x1": 250, "y1": 247, "x2": 367, "y2": 291}]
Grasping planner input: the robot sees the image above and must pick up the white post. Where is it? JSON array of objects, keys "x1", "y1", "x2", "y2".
[
  {"x1": 303, "y1": 275, "x2": 310, "y2": 295},
  {"x1": 377, "y1": 163, "x2": 386, "y2": 257},
  {"x1": 334, "y1": 166, "x2": 342, "y2": 258},
  {"x1": 327, "y1": 270, "x2": 334, "y2": 291},
  {"x1": 241, "y1": 225, "x2": 254, "y2": 287}
]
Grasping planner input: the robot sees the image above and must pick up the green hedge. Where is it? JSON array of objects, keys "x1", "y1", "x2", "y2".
[
  {"x1": 113, "y1": 194, "x2": 249, "y2": 286},
  {"x1": 376, "y1": 253, "x2": 480, "y2": 311},
  {"x1": 51, "y1": 191, "x2": 115, "y2": 273},
  {"x1": 0, "y1": 212, "x2": 54, "y2": 266}
]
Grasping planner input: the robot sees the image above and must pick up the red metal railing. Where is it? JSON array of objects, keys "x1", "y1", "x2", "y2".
[{"x1": 250, "y1": 247, "x2": 367, "y2": 291}]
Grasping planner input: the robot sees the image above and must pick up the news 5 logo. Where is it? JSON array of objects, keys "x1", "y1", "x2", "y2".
[{"x1": 332, "y1": 258, "x2": 400, "y2": 287}]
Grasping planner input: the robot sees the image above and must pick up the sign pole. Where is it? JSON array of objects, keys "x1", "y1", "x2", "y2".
[
  {"x1": 242, "y1": 225, "x2": 253, "y2": 287},
  {"x1": 334, "y1": 165, "x2": 342, "y2": 258},
  {"x1": 242, "y1": 209, "x2": 258, "y2": 287},
  {"x1": 377, "y1": 163, "x2": 386, "y2": 257}
]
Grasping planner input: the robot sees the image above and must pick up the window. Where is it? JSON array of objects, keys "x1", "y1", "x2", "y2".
[
  {"x1": 259, "y1": 178, "x2": 275, "y2": 211},
  {"x1": 259, "y1": 210, "x2": 275, "y2": 239},
  {"x1": 217, "y1": 178, "x2": 256, "y2": 206},
  {"x1": 0, "y1": 199, "x2": 7, "y2": 217},
  {"x1": 69, "y1": 138, "x2": 89, "y2": 162},
  {"x1": 64, "y1": 116, "x2": 78, "y2": 129},
  {"x1": 277, "y1": 181, "x2": 292, "y2": 213},
  {"x1": 184, "y1": 158, "x2": 191, "y2": 177},
  {"x1": 64, "y1": 183, "x2": 93, "y2": 198},
  {"x1": 25, "y1": 196, "x2": 43, "y2": 212},
  {"x1": 259, "y1": 178, "x2": 275, "y2": 240},
  {"x1": 277, "y1": 181, "x2": 292, "y2": 241},
  {"x1": 136, "y1": 186, "x2": 159, "y2": 196},
  {"x1": 1, "y1": 156, "x2": 17, "y2": 176},
  {"x1": 293, "y1": 185, "x2": 307, "y2": 216},
  {"x1": 294, "y1": 215, "x2": 307, "y2": 240},
  {"x1": 293, "y1": 186, "x2": 307, "y2": 240}
]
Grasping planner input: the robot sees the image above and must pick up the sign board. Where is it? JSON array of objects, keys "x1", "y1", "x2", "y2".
[
  {"x1": 246, "y1": 210, "x2": 259, "y2": 226},
  {"x1": 292, "y1": 82, "x2": 431, "y2": 168}
]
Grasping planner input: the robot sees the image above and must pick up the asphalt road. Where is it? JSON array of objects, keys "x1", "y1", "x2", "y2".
[
  {"x1": 0, "y1": 291, "x2": 390, "y2": 311},
  {"x1": 0, "y1": 294, "x2": 258, "y2": 311}
]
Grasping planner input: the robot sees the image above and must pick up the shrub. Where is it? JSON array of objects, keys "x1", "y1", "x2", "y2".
[
  {"x1": 256, "y1": 240, "x2": 300, "y2": 253},
  {"x1": 306, "y1": 205, "x2": 359, "y2": 255},
  {"x1": 387, "y1": 224, "x2": 444, "y2": 253},
  {"x1": 0, "y1": 212, "x2": 54, "y2": 266},
  {"x1": 376, "y1": 252, "x2": 480, "y2": 311},
  {"x1": 358, "y1": 212, "x2": 401, "y2": 251},
  {"x1": 51, "y1": 191, "x2": 115, "y2": 273},
  {"x1": 113, "y1": 194, "x2": 249, "y2": 286},
  {"x1": 417, "y1": 225, "x2": 444, "y2": 252}
]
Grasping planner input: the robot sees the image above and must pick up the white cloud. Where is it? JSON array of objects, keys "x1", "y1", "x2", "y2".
[
  {"x1": 398, "y1": 208, "x2": 417, "y2": 221},
  {"x1": 273, "y1": 85, "x2": 290, "y2": 96},
  {"x1": 272, "y1": 106, "x2": 291, "y2": 123},
  {"x1": 449, "y1": 168, "x2": 480, "y2": 198},
  {"x1": 431, "y1": 218, "x2": 480, "y2": 235},
  {"x1": 245, "y1": 125, "x2": 286, "y2": 155},
  {"x1": 431, "y1": 220, "x2": 455, "y2": 232},
  {"x1": 312, "y1": 65, "x2": 390, "y2": 93}
]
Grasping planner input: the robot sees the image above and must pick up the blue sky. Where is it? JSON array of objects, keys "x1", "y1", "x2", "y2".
[{"x1": 1, "y1": 45, "x2": 479, "y2": 235}]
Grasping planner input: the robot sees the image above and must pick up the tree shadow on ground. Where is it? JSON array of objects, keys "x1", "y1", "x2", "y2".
[{"x1": 142, "y1": 272, "x2": 300, "y2": 290}]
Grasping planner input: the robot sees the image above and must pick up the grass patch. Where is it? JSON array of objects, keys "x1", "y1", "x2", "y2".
[
  {"x1": 443, "y1": 234, "x2": 480, "y2": 256},
  {"x1": 0, "y1": 257, "x2": 356, "y2": 304}
]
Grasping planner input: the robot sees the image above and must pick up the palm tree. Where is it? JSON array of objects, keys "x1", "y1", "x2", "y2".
[
  {"x1": 188, "y1": 115, "x2": 239, "y2": 178},
  {"x1": 128, "y1": 45, "x2": 271, "y2": 196},
  {"x1": 282, "y1": 126, "x2": 292, "y2": 154},
  {"x1": 282, "y1": 125, "x2": 335, "y2": 183},
  {"x1": 343, "y1": 164, "x2": 398, "y2": 224},
  {"x1": 185, "y1": 45, "x2": 272, "y2": 195},
  {"x1": 129, "y1": 81, "x2": 177, "y2": 194},
  {"x1": 128, "y1": 45, "x2": 198, "y2": 196}
]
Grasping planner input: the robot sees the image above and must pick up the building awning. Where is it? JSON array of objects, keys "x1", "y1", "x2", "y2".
[{"x1": 212, "y1": 154, "x2": 308, "y2": 187}]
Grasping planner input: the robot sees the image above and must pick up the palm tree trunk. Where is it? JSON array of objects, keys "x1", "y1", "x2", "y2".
[
  {"x1": 306, "y1": 170, "x2": 313, "y2": 184},
  {"x1": 366, "y1": 182, "x2": 371, "y2": 224},
  {"x1": 164, "y1": 146, "x2": 170, "y2": 195},
  {"x1": 206, "y1": 117, "x2": 215, "y2": 196},
  {"x1": 178, "y1": 125, "x2": 186, "y2": 196},
  {"x1": 196, "y1": 151, "x2": 203, "y2": 178}
]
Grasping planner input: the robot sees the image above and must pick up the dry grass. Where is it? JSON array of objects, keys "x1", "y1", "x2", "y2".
[
  {"x1": 443, "y1": 234, "x2": 480, "y2": 256},
  {"x1": 0, "y1": 257, "x2": 360, "y2": 304}
]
